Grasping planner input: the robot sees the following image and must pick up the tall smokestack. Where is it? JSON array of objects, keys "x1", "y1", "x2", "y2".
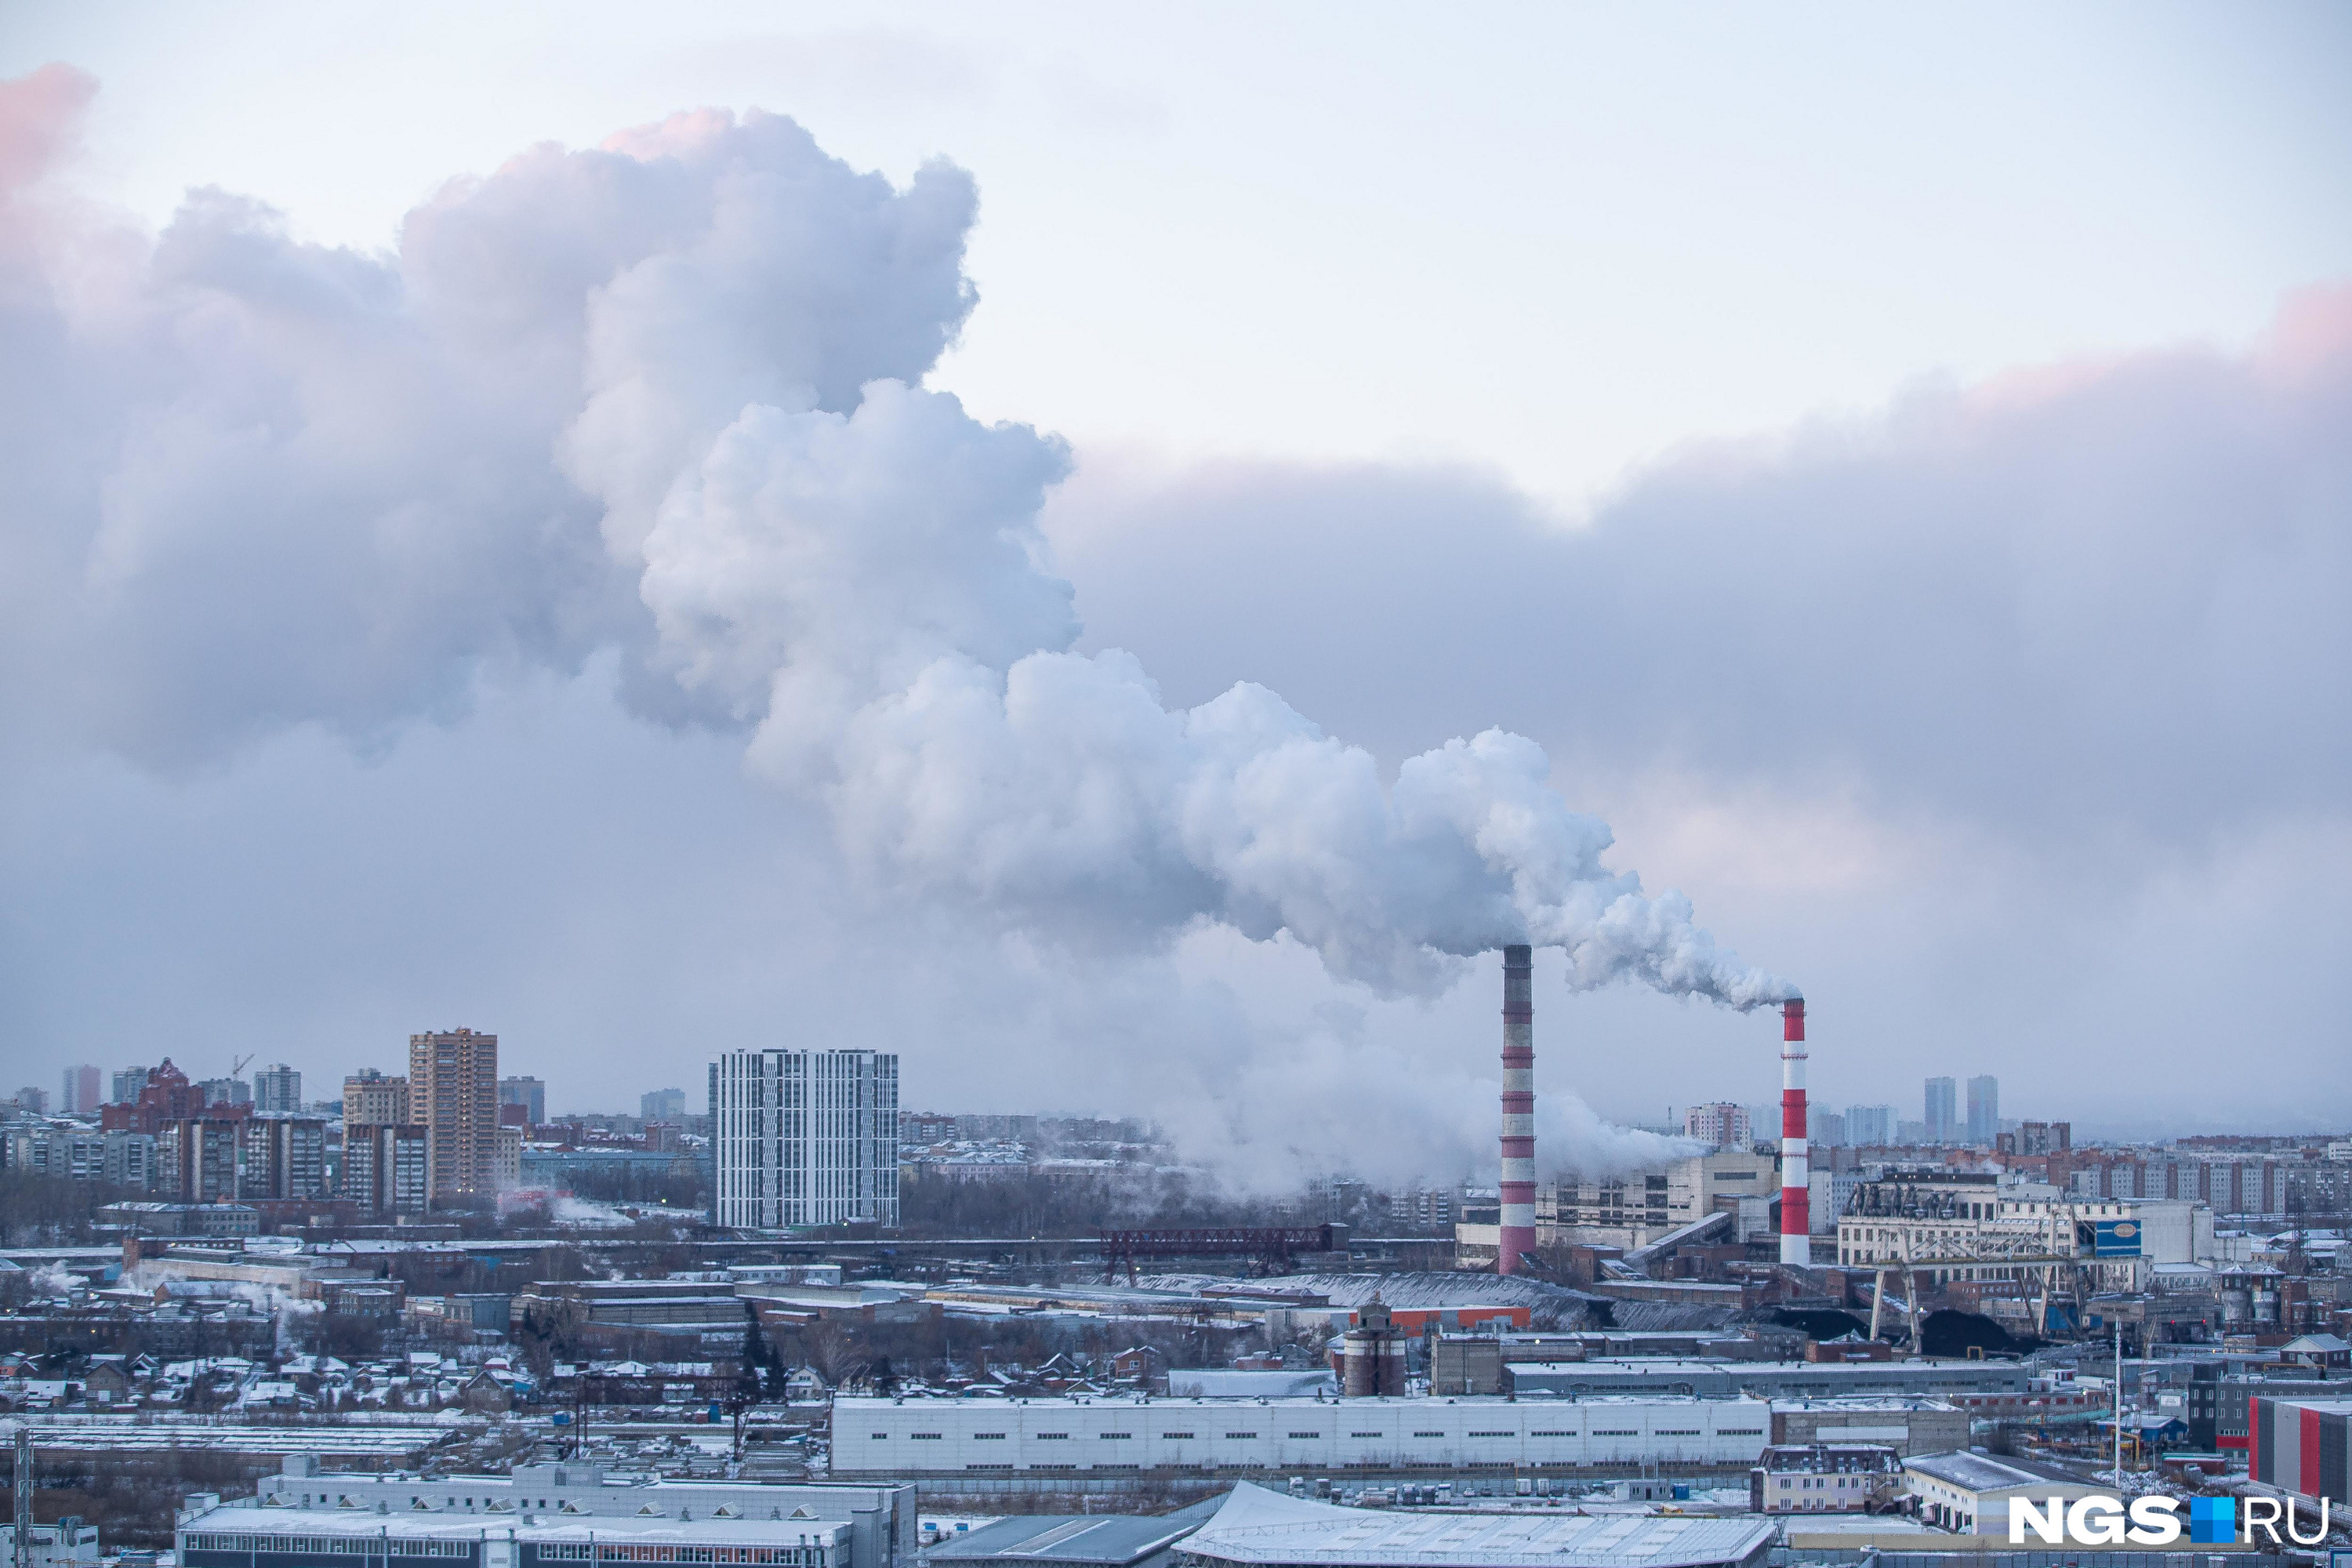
[
  {"x1": 1498, "y1": 944, "x2": 1536, "y2": 1276},
  {"x1": 1779, "y1": 997, "x2": 1809, "y2": 1265}
]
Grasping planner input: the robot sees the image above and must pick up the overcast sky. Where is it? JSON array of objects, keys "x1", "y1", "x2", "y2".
[{"x1": 2, "y1": 3, "x2": 2347, "y2": 1183}]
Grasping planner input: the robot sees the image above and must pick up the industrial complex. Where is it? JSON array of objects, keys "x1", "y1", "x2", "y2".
[{"x1": 2, "y1": 971, "x2": 2346, "y2": 1568}]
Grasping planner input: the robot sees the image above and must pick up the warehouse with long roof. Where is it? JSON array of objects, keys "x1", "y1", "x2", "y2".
[
  {"x1": 832, "y1": 1395, "x2": 1768, "y2": 1477},
  {"x1": 1172, "y1": 1484, "x2": 1775, "y2": 1568}
]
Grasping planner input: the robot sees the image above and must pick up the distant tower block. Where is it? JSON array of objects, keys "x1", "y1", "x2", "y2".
[
  {"x1": 1498, "y1": 943, "x2": 1537, "y2": 1276},
  {"x1": 1779, "y1": 998, "x2": 1809, "y2": 1265}
]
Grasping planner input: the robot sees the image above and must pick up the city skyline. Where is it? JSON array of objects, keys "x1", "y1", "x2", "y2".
[
  {"x1": 1, "y1": 9, "x2": 2347, "y2": 1185},
  {"x1": 0, "y1": 14, "x2": 2345, "y2": 1544}
]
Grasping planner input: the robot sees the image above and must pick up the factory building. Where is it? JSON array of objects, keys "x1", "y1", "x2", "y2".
[
  {"x1": 1174, "y1": 1483, "x2": 1776, "y2": 1568},
  {"x1": 1835, "y1": 1173, "x2": 2214, "y2": 1287},
  {"x1": 1530, "y1": 1150, "x2": 1779, "y2": 1251},
  {"x1": 2250, "y1": 1396, "x2": 2352, "y2": 1507},
  {"x1": 0, "y1": 1519, "x2": 100, "y2": 1568},
  {"x1": 1504, "y1": 1357, "x2": 2027, "y2": 1400},
  {"x1": 245, "y1": 1459, "x2": 915, "y2": 1568},
  {"x1": 1766, "y1": 1398, "x2": 1969, "y2": 1457},
  {"x1": 2188, "y1": 1370, "x2": 2345, "y2": 1454},
  {"x1": 1897, "y1": 1451, "x2": 2110, "y2": 1537},
  {"x1": 180, "y1": 1509, "x2": 854, "y2": 1568},
  {"x1": 931, "y1": 1510, "x2": 1218, "y2": 1568},
  {"x1": 832, "y1": 1394, "x2": 1770, "y2": 1476}
]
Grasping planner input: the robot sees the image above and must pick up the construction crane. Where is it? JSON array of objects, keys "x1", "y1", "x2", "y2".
[{"x1": 229, "y1": 1053, "x2": 254, "y2": 1080}]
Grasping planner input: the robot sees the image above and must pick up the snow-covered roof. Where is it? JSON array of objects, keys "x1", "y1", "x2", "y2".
[{"x1": 1181, "y1": 1484, "x2": 1773, "y2": 1568}]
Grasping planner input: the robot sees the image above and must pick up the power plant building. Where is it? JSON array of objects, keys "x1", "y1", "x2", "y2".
[
  {"x1": 831, "y1": 1394, "x2": 1772, "y2": 1476},
  {"x1": 711, "y1": 1048, "x2": 899, "y2": 1229},
  {"x1": 1522, "y1": 1149, "x2": 1777, "y2": 1253}
]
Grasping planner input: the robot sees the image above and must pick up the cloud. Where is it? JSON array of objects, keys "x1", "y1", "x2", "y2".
[
  {"x1": 0, "y1": 62, "x2": 92, "y2": 194},
  {"x1": 1, "y1": 64, "x2": 1788, "y2": 1013},
  {"x1": 1048, "y1": 291, "x2": 2352, "y2": 872},
  {"x1": 0, "y1": 78, "x2": 977, "y2": 765},
  {"x1": 3, "y1": 64, "x2": 2343, "y2": 1175}
]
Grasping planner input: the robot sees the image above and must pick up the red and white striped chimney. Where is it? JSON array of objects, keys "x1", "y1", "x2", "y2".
[
  {"x1": 1778, "y1": 997, "x2": 1809, "y2": 1265},
  {"x1": 1498, "y1": 944, "x2": 1537, "y2": 1276}
]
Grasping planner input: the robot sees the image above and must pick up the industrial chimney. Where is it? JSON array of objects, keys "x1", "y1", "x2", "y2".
[
  {"x1": 1778, "y1": 997, "x2": 1809, "y2": 1265},
  {"x1": 1498, "y1": 944, "x2": 1536, "y2": 1276}
]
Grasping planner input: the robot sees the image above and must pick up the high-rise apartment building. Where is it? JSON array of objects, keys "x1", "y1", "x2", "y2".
[
  {"x1": 253, "y1": 1064, "x2": 303, "y2": 1116},
  {"x1": 198, "y1": 1077, "x2": 252, "y2": 1108},
  {"x1": 1844, "y1": 1105, "x2": 1895, "y2": 1146},
  {"x1": 60, "y1": 1065, "x2": 100, "y2": 1115},
  {"x1": 1681, "y1": 1102, "x2": 1751, "y2": 1149},
  {"x1": 164, "y1": 1117, "x2": 243, "y2": 1202},
  {"x1": 155, "y1": 1116, "x2": 325, "y2": 1202},
  {"x1": 410, "y1": 1028, "x2": 500, "y2": 1203},
  {"x1": 6, "y1": 1127, "x2": 155, "y2": 1187},
  {"x1": 1964, "y1": 1074, "x2": 1999, "y2": 1146},
  {"x1": 343, "y1": 1069, "x2": 412, "y2": 1127},
  {"x1": 111, "y1": 1067, "x2": 153, "y2": 1105},
  {"x1": 641, "y1": 1087, "x2": 687, "y2": 1123},
  {"x1": 341, "y1": 1123, "x2": 430, "y2": 1215},
  {"x1": 1924, "y1": 1077, "x2": 1958, "y2": 1145},
  {"x1": 239, "y1": 1118, "x2": 325, "y2": 1199},
  {"x1": 2017, "y1": 1120, "x2": 2071, "y2": 1155},
  {"x1": 1812, "y1": 1109, "x2": 1848, "y2": 1149},
  {"x1": 498, "y1": 1076, "x2": 546, "y2": 1126},
  {"x1": 710, "y1": 1049, "x2": 898, "y2": 1229}
]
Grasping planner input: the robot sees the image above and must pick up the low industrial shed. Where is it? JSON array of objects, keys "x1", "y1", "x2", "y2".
[{"x1": 1174, "y1": 1484, "x2": 1775, "y2": 1568}]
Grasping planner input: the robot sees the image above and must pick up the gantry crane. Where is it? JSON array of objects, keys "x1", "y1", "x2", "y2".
[{"x1": 1860, "y1": 1200, "x2": 2107, "y2": 1348}]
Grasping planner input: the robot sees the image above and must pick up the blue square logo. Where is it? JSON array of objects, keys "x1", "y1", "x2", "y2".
[{"x1": 2190, "y1": 1496, "x2": 2236, "y2": 1544}]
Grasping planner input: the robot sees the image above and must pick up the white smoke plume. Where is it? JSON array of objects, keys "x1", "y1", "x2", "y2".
[
  {"x1": 0, "y1": 66, "x2": 1790, "y2": 1014},
  {"x1": 648, "y1": 386, "x2": 1790, "y2": 997},
  {"x1": 27, "y1": 1261, "x2": 82, "y2": 1299}
]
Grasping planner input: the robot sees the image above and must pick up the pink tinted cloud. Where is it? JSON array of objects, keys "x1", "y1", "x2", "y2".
[
  {"x1": 1963, "y1": 280, "x2": 2352, "y2": 421},
  {"x1": 2260, "y1": 281, "x2": 2352, "y2": 387},
  {"x1": 0, "y1": 63, "x2": 95, "y2": 195}
]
